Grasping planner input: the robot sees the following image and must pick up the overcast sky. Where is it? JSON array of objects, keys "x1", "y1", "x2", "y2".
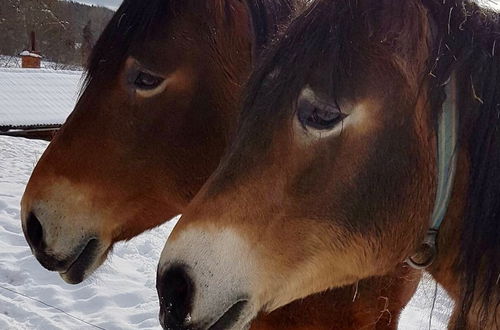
[{"x1": 67, "y1": 0, "x2": 500, "y2": 11}]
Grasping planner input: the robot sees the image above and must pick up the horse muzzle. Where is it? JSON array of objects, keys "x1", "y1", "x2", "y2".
[
  {"x1": 157, "y1": 228, "x2": 259, "y2": 330},
  {"x1": 21, "y1": 207, "x2": 106, "y2": 284},
  {"x1": 156, "y1": 265, "x2": 253, "y2": 330},
  {"x1": 20, "y1": 177, "x2": 115, "y2": 284}
]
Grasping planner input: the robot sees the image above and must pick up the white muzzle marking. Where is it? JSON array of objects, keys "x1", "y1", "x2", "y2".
[{"x1": 159, "y1": 227, "x2": 260, "y2": 327}]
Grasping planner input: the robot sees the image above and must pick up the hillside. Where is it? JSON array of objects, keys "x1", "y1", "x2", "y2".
[{"x1": 0, "y1": 0, "x2": 114, "y2": 66}]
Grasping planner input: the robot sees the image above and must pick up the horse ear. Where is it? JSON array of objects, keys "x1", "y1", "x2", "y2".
[
  {"x1": 242, "y1": 0, "x2": 275, "y2": 61},
  {"x1": 242, "y1": 0, "x2": 294, "y2": 63},
  {"x1": 205, "y1": 0, "x2": 294, "y2": 63}
]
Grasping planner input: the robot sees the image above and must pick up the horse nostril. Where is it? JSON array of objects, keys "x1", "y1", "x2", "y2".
[
  {"x1": 26, "y1": 212, "x2": 44, "y2": 249},
  {"x1": 157, "y1": 265, "x2": 194, "y2": 328}
]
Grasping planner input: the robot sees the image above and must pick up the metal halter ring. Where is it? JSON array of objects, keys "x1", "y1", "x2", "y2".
[{"x1": 406, "y1": 229, "x2": 439, "y2": 270}]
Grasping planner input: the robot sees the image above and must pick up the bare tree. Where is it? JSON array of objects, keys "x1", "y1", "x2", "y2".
[{"x1": 0, "y1": 0, "x2": 113, "y2": 67}]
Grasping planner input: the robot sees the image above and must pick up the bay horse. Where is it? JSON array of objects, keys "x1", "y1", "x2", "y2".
[
  {"x1": 158, "y1": 0, "x2": 500, "y2": 329},
  {"x1": 21, "y1": 0, "x2": 419, "y2": 328}
]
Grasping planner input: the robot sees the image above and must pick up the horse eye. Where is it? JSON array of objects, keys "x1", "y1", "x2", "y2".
[
  {"x1": 297, "y1": 97, "x2": 345, "y2": 131},
  {"x1": 134, "y1": 71, "x2": 164, "y2": 90}
]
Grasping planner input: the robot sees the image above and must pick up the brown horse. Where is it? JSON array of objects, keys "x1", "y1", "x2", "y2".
[
  {"x1": 21, "y1": 0, "x2": 419, "y2": 329},
  {"x1": 158, "y1": 0, "x2": 500, "y2": 329}
]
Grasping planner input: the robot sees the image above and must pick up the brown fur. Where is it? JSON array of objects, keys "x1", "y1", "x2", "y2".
[
  {"x1": 158, "y1": 0, "x2": 499, "y2": 329},
  {"x1": 21, "y1": 0, "x2": 421, "y2": 328}
]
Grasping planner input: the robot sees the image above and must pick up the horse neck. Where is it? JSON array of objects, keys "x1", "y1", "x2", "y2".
[{"x1": 429, "y1": 4, "x2": 500, "y2": 327}]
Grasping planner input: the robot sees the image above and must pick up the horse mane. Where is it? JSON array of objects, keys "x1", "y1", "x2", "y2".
[
  {"x1": 424, "y1": 0, "x2": 500, "y2": 327},
  {"x1": 242, "y1": 0, "x2": 499, "y2": 327}
]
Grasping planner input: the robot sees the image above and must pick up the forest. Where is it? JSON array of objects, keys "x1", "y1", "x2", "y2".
[{"x1": 0, "y1": 0, "x2": 113, "y2": 66}]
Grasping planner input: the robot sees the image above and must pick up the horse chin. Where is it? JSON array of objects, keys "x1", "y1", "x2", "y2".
[
  {"x1": 205, "y1": 300, "x2": 253, "y2": 330},
  {"x1": 59, "y1": 240, "x2": 110, "y2": 284},
  {"x1": 184, "y1": 301, "x2": 255, "y2": 330}
]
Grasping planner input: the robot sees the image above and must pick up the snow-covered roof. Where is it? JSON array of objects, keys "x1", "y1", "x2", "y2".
[
  {"x1": 0, "y1": 68, "x2": 83, "y2": 130},
  {"x1": 19, "y1": 51, "x2": 42, "y2": 58}
]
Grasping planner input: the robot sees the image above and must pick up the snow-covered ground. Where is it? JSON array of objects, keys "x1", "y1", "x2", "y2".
[{"x1": 0, "y1": 136, "x2": 453, "y2": 329}]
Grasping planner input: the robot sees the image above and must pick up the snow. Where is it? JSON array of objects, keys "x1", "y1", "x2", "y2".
[
  {"x1": 19, "y1": 51, "x2": 42, "y2": 59},
  {"x1": 0, "y1": 68, "x2": 83, "y2": 128},
  {"x1": 0, "y1": 135, "x2": 452, "y2": 329},
  {"x1": 481, "y1": 0, "x2": 500, "y2": 9}
]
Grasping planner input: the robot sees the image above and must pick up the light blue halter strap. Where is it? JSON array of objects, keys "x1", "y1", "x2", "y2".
[{"x1": 407, "y1": 76, "x2": 459, "y2": 270}]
